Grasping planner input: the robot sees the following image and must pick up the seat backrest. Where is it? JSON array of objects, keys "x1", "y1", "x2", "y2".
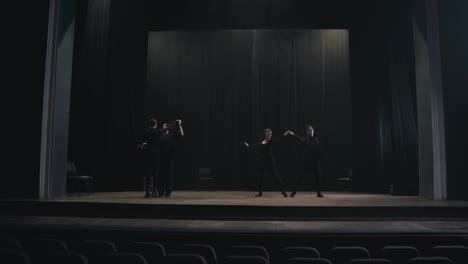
[
  {"x1": 349, "y1": 259, "x2": 392, "y2": 264},
  {"x1": 166, "y1": 253, "x2": 207, "y2": 264},
  {"x1": 35, "y1": 251, "x2": 88, "y2": 264},
  {"x1": 281, "y1": 246, "x2": 320, "y2": 262},
  {"x1": 409, "y1": 256, "x2": 456, "y2": 264},
  {"x1": 230, "y1": 246, "x2": 269, "y2": 262},
  {"x1": 96, "y1": 252, "x2": 147, "y2": 264},
  {"x1": 432, "y1": 245, "x2": 468, "y2": 264},
  {"x1": 0, "y1": 238, "x2": 22, "y2": 250},
  {"x1": 199, "y1": 168, "x2": 212, "y2": 177},
  {"x1": 124, "y1": 241, "x2": 166, "y2": 264},
  {"x1": 287, "y1": 257, "x2": 332, "y2": 264},
  {"x1": 223, "y1": 255, "x2": 269, "y2": 264},
  {"x1": 67, "y1": 161, "x2": 77, "y2": 176},
  {"x1": 178, "y1": 244, "x2": 218, "y2": 264},
  {"x1": 329, "y1": 246, "x2": 370, "y2": 264},
  {"x1": 78, "y1": 240, "x2": 117, "y2": 255},
  {"x1": 22, "y1": 238, "x2": 68, "y2": 252},
  {"x1": 379, "y1": 246, "x2": 421, "y2": 264},
  {"x1": 0, "y1": 249, "x2": 31, "y2": 264}
]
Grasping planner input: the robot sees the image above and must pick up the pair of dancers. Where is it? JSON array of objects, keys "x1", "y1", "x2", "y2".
[
  {"x1": 138, "y1": 118, "x2": 184, "y2": 198},
  {"x1": 244, "y1": 125, "x2": 323, "y2": 198}
]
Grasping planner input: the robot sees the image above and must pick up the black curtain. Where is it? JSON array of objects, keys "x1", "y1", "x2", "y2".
[
  {"x1": 68, "y1": 0, "x2": 419, "y2": 194},
  {"x1": 385, "y1": 1, "x2": 418, "y2": 195},
  {"x1": 146, "y1": 29, "x2": 351, "y2": 190},
  {"x1": 439, "y1": 0, "x2": 468, "y2": 200},
  {"x1": 3, "y1": 1, "x2": 49, "y2": 198},
  {"x1": 69, "y1": 0, "x2": 148, "y2": 191},
  {"x1": 350, "y1": 1, "x2": 418, "y2": 195},
  {"x1": 68, "y1": 0, "x2": 112, "y2": 190}
]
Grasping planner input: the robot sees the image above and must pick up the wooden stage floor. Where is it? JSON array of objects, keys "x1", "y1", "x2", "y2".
[
  {"x1": 2, "y1": 192, "x2": 468, "y2": 235},
  {"x1": 1, "y1": 191, "x2": 455, "y2": 220},
  {"x1": 58, "y1": 191, "x2": 468, "y2": 207}
]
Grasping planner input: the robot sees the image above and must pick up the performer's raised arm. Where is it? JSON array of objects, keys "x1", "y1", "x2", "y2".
[
  {"x1": 270, "y1": 136, "x2": 285, "y2": 143},
  {"x1": 244, "y1": 141, "x2": 260, "y2": 148},
  {"x1": 265, "y1": 129, "x2": 288, "y2": 144},
  {"x1": 287, "y1": 130, "x2": 305, "y2": 142},
  {"x1": 177, "y1": 119, "x2": 184, "y2": 137},
  {"x1": 157, "y1": 119, "x2": 178, "y2": 133}
]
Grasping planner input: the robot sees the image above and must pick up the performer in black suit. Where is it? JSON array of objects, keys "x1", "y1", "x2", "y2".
[
  {"x1": 287, "y1": 125, "x2": 324, "y2": 198},
  {"x1": 244, "y1": 129, "x2": 289, "y2": 198},
  {"x1": 137, "y1": 118, "x2": 173, "y2": 198},
  {"x1": 158, "y1": 119, "x2": 184, "y2": 198}
]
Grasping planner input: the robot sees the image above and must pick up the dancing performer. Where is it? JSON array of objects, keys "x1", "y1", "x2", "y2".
[
  {"x1": 137, "y1": 118, "x2": 175, "y2": 198},
  {"x1": 244, "y1": 128, "x2": 289, "y2": 198},
  {"x1": 287, "y1": 125, "x2": 324, "y2": 197},
  {"x1": 158, "y1": 119, "x2": 184, "y2": 197}
]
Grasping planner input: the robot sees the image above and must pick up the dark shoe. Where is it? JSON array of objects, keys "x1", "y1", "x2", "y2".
[
  {"x1": 165, "y1": 194, "x2": 171, "y2": 198},
  {"x1": 317, "y1": 193, "x2": 324, "y2": 198},
  {"x1": 290, "y1": 191, "x2": 296, "y2": 198},
  {"x1": 151, "y1": 192, "x2": 159, "y2": 198},
  {"x1": 144, "y1": 193, "x2": 151, "y2": 198},
  {"x1": 282, "y1": 191, "x2": 288, "y2": 198},
  {"x1": 254, "y1": 193, "x2": 263, "y2": 197}
]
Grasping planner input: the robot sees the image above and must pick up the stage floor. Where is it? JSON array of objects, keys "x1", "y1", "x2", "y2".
[
  {"x1": 2, "y1": 215, "x2": 468, "y2": 235},
  {"x1": 58, "y1": 191, "x2": 468, "y2": 207},
  {"x1": 3, "y1": 191, "x2": 468, "y2": 221},
  {"x1": 2, "y1": 192, "x2": 468, "y2": 235}
]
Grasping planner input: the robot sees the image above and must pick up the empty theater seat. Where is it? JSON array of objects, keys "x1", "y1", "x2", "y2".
[
  {"x1": 73, "y1": 239, "x2": 118, "y2": 260},
  {"x1": 408, "y1": 256, "x2": 456, "y2": 264},
  {"x1": 379, "y1": 246, "x2": 421, "y2": 264},
  {"x1": 0, "y1": 249, "x2": 31, "y2": 264},
  {"x1": 329, "y1": 246, "x2": 370, "y2": 264},
  {"x1": 223, "y1": 255, "x2": 269, "y2": 264},
  {"x1": 94, "y1": 252, "x2": 147, "y2": 264},
  {"x1": 34, "y1": 251, "x2": 88, "y2": 264},
  {"x1": 120, "y1": 241, "x2": 166, "y2": 264},
  {"x1": 166, "y1": 253, "x2": 207, "y2": 264},
  {"x1": 287, "y1": 257, "x2": 332, "y2": 264},
  {"x1": 229, "y1": 246, "x2": 270, "y2": 262},
  {"x1": 21, "y1": 238, "x2": 69, "y2": 252},
  {"x1": 280, "y1": 246, "x2": 321, "y2": 262},
  {"x1": 431, "y1": 245, "x2": 468, "y2": 264},
  {"x1": 178, "y1": 244, "x2": 218, "y2": 264},
  {"x1": 349, "y1": 259, "x2": 392, "y2": 264},
  {"x1": 0, "y1": 238, "x2": 22, "y2": 250}
]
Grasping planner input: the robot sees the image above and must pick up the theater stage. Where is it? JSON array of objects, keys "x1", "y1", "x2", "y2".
[
  {"x1": 2, "y1": 191, "x2": 468, "y2": 221},
  {"x1": 58, "y1": 191, "x2": 468, "y2": 207},
  {"x1": 1, "y1": 191, "x2": 468, "y2": 239}
]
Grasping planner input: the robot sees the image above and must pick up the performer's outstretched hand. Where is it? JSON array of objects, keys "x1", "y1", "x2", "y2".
[
  {"x1": 243, "y1": 142, "x2": 250, "y2": 147},
  {"x1": 138, "y1": 142, "x2": 147, "y2": 150}
]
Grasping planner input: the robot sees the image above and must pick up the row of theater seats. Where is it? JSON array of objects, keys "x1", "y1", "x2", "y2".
[{"x1": 1, "y1": 237, "x2": 467, "y2": 264}]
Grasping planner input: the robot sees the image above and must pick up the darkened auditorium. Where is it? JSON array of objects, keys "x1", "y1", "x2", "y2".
[{"x1": 2, "y1": 1, "x2": 468, "y2": 264}]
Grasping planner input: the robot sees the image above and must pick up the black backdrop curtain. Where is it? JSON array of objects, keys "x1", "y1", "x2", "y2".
[
  {"x1": 68, "y1": 0, "x2": 112, "y2": 190},
  {"x1": 439, "y1": 0, "x2": 468, "y2": 200},
  {"x1": 146, "y1": 29, "x2": 351, "y2": 190},
  {"x1": 68, "y1": 0, "x2": 419, "y2": 194},
  {"x1": 385, "y1": 1, "x2": 418, "y2": 195},
  {"x1": 69, "y1": 0, "x2": 147, "y2": 191},
  {"x1": 350, "y1": 1, "x2": 418, "y2": 195}
]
